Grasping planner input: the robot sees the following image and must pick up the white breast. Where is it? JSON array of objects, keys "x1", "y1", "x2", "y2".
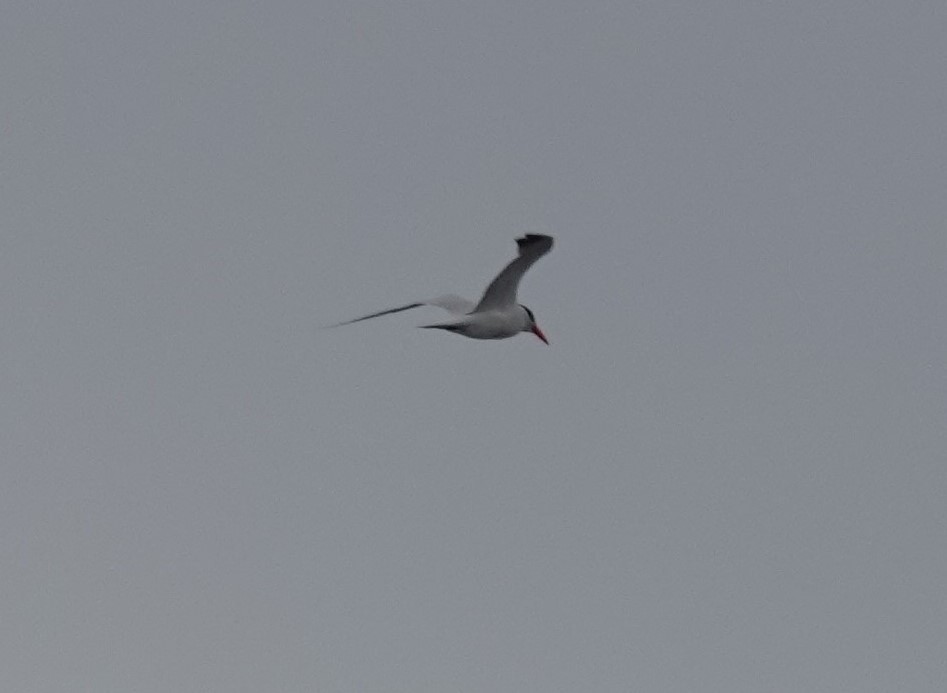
[{"x1": 460, "y1": 308, "x2": 528, "y2": 340}]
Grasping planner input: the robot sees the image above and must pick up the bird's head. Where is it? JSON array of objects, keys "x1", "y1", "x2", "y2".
[{"x1": 520, "y1": 305, "x2": 549, "y2": 345}]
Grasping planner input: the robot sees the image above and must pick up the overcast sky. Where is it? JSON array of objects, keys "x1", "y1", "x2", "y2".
[{"x1": 2, "y1": 2, "x2": 945, "y2": 692}]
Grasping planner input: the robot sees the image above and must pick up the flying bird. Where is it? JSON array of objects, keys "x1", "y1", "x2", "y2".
[{"x1": 330, "y1": 234, "x2": 554, "y2": 344}]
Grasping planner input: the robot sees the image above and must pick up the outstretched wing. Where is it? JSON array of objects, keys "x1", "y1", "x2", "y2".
[
  {"x1": 427, "y1": 294, "x2": 476, "y2": 315},
  {"x1": 327, "y1": 294, "x2": 474, "y2": 328},
  {"x1": 474, "y1": 234, "x2": 554, "y2": 312}
]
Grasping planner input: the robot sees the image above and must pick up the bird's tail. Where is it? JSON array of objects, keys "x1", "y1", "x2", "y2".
[{"x1": 418, "y1": 322, "x2": 464, "y2": 332}]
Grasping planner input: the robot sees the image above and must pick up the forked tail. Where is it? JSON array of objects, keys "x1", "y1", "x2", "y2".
[{"x1": 418, "y1": 322, "x2": 464, "y2": 333}]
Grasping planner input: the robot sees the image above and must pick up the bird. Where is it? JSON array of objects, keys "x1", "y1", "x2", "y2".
[{"x1": 329, "y1": 234, "x2": 554, "y2": 344}]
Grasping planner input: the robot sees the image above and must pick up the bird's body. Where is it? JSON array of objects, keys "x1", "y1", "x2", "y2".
[
  {"x1": 421, "y1": 305, "x2": 533, "y2": 340},
  {"x1": 330, "y1": 234, "x2": 554, "y2": 344}
]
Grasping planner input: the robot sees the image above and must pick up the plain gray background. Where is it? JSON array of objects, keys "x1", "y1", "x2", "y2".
[{"x1": 2, "y1": 2, "x2": 945, "y2": 691}]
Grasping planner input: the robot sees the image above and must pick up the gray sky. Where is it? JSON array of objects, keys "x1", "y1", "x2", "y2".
[{"x1": 2, "y1": 2, "x2": 945, "y2": 691}]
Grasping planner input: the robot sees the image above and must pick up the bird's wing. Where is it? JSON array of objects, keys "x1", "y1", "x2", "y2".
[
  {"x1": 327, "y1": 294, "x2": 474, "y2": 328},
  {"x1": 473, "y1": 234, "x2": 554, "y2": 312},
  {"x1": 427, "y1": 294, "x2": 476, "y2": 314}
]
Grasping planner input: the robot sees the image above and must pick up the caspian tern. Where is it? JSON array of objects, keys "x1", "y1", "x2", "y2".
[{"x1": 330, "y1": 234, "x2": 554, "y2": 344}]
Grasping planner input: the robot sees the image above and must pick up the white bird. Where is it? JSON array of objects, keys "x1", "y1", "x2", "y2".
[{"x1": 330, "y1": 234, "x2": 554, "y2": 344}]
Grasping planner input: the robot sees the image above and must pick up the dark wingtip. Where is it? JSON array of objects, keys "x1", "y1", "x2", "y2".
[
  {"x1": 327, "y1": 302, "x2": 425, "y2": 328},
  {"x1": 516, "y1": 233, "x2": 554, "y2": 249}
]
